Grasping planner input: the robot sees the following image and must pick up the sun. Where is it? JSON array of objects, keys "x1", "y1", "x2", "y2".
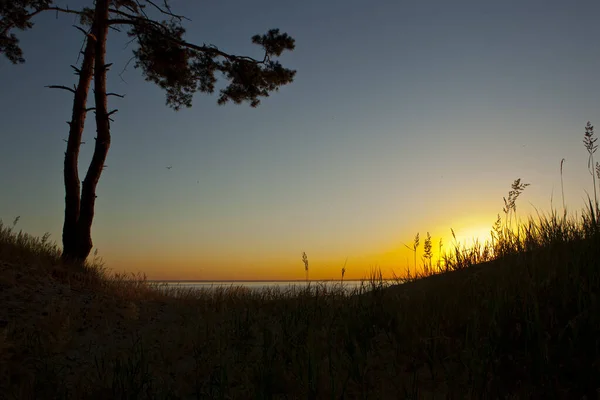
[{"x1": 447, "y1": 223, "x2": 494, "y2": 248}]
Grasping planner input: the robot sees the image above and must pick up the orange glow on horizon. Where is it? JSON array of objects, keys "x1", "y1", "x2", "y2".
[
  {"x1": 111, "y1": 255, "x2": 404, "y2": 282},
  {"x1": 102, "y1": 214, "x2": 501, "y2": 282}
]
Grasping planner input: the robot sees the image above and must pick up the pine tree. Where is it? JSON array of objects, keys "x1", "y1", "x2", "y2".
[{"x1": 2, "y1": 0, "x2": 296, "y2": 262}]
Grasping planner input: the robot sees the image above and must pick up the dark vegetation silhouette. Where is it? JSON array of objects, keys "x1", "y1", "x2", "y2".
[
  {"x1": 1, "y1": 0, "x2": 296, "y2": 263},
  {"x1": 0, "y1": 123, "x2": 599, "y2": 397}
]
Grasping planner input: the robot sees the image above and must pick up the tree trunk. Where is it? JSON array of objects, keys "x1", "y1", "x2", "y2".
[
  {"x1": 75, "y1": 0, "x2": 110, "y2": 261},
  {"x1": 61, "y1": 27, "x2": 97, "y2": 262}
]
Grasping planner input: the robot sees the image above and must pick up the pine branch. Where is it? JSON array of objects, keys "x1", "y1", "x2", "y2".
[
  {"x1": 72, "y1": 25, "x2": 89, "y2": 36},
  {"x1": 106, "y1": 11, "x2": 262, "y2": 64},
  {"x1": 1, "y1": 6, "x2": 87, "y2": 37},
  {"x1": 142, "y1": 0, "x2": 189, "y2": 21},
  {"x1": 46, "y1": 85, "x2": 76, "y2": 94}
]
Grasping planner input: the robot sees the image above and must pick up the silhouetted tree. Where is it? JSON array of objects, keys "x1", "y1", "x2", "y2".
[{"x1": 2, "y1": 0, "x2": 296, "y2": 262}]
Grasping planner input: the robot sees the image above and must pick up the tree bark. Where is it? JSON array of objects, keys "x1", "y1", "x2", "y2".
[
  {"x1": 61, "y1": 28, "x2": 96, "y2": 262},
  {"x1": 75, "y1": 0, "x2": 111, "y2": 261}
]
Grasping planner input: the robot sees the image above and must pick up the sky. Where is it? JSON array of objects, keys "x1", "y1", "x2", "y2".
[{"x1": 1, "y1": 0, "x2": 600, "y2": 281}]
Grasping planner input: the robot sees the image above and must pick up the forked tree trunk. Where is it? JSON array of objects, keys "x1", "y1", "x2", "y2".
[
  {"x1": 61, "y1": 26, "x2": 97, "y2": 262},
  {"x1": 74, "y1": 0, "x2": 111, "y2": 261},
  {"x1": 61, "y1": 0, "x2": 111, "y2": 263}
]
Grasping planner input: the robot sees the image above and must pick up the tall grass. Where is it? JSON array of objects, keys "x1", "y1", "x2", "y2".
[
  {"x1": 584, "y1": 121, "x2": 598, "y2": 215},
  {"x1": 1, "y1": 124, "x2": 600, "y2": 398},
  {"x1": 302, "y1": 251, "x2": 309, "y2": 282}
]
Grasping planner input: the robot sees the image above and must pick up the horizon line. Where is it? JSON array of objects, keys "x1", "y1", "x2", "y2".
[{"x1": 148, "y1": 279, "x2": 398, "y2": 283}]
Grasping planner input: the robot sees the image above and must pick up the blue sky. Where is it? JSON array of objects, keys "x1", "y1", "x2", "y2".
[{"x1": 1, "y1": 0, "x2": 599, "y2": 280}]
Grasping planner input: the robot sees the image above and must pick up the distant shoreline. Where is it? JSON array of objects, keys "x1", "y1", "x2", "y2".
[{"x1": 147, "y1": 279, "x2": 397, "y2": 283}]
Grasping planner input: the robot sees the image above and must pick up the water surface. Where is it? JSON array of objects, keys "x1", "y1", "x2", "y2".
[{"x1": 151, "y1": 280, "x2": 395, "y2": 295}]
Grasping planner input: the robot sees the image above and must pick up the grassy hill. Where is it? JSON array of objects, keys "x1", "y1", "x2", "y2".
[{"x1": 1, "y1": 204, "x2": 599, "y2": 398}]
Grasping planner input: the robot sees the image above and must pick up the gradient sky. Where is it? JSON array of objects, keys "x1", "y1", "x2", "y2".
[{"x1": 1, "y1": 0, "x2": 600, "y2": 280}]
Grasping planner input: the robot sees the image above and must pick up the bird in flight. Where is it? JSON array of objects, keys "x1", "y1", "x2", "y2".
[{"x1": 166, "y1": 165, "x2": 172, "y2": 170}]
